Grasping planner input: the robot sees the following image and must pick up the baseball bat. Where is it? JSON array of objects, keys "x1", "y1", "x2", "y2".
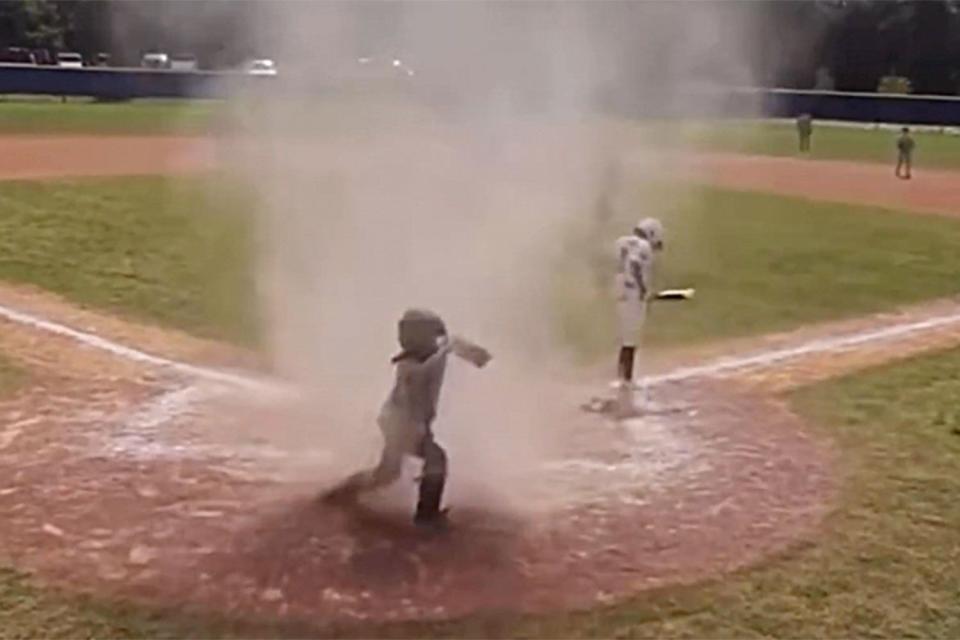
[{"x1": 654, "y1": 288, "x2": 695, "y2": 301}]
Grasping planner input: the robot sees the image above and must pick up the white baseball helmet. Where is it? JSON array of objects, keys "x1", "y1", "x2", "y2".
[{"x1": 634, "y1": 217, "x2": 664, "y2": 250}]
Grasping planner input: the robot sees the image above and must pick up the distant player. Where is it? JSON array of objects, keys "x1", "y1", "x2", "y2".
[
  {"x1": 321, "y1": 308, "x2": 491, "y2": 529},
  {"x1": 896, "y1": 126, "x2": 915, "y2": 180},
  {"x1": 796, "y1": 113, "x2": 813, "y2": 153},
  {"x1": 613, "y1": 217, "x2": 664, "y2": 390}
]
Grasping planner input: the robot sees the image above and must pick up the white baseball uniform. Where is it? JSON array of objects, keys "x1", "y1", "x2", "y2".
[{"x1": 614, "y1": 234, "x2": 654, "y2": 348}]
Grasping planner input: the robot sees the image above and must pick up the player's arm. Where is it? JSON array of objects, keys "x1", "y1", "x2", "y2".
[
  {"x1": 449, "y1": 335, "x2": 492, "y2": 367},
  {"x1": 630, "y1": 258, "x2": 648, "y2": 300},
  {"x1": 408, "y1": 338, "x2": 455, "y2": 374}
]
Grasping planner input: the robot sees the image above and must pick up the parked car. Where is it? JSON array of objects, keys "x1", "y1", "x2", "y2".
[
  {"x1": 244, "y1": 58, "x2": 277, "y2": 76},
  {"x1": 141, "y1": 52, "x2": 169, "y2": 69},
  {"x1": 170, "y1": 53, "x2": 198, "y2": 71},
  {"x1": 0, "y1": 47, "x2": 36, "y2": 64},
  {"x1": 33, "y1": 49, "x2": 55, "y2": 65},
  {"x1": 94, "y1": 52, "x2": 111, "y2": 67},
  {"x1": 56, "y1": 52, "x2": 83, "y2": 68}
]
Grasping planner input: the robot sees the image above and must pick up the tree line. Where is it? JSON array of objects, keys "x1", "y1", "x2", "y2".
[
  {"x1": 2, "y1": 0, "x2": 960, "y2": 95},
  {"x1": 0, "y1": 0, "x2": 258, "y2": 68}
]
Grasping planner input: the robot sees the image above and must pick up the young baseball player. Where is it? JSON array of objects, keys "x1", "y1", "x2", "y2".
[
  {"x1": 896, "y1": 126, "x2": 915, "y2": 180},
  {"x1": 796, "y1": 113, "x2": 813, "y2": 153},
  {"x1": 321, "y1": 308, "x2": 491, "y2": 528},
  {"x1": 613, "y1": 217, "x2": 663, "y2": 390}
]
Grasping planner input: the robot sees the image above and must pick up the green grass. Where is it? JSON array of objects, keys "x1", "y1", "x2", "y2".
[
  {"x1": 692, "y1": 120, "x2": 960, "y2": 170},
  {"x1": 0, "y1": 99, "x2": 223, "y2": 136},
  {"x1": 3, "y1": 99, "x2": 959, "y2": 172},
  {"x1": 0, "y1": 569, "x2": 194, "y2": 640},
  {"x1": 0, "y1": 175, "x2": 259, "y2": 345},
  {"x1": 5, "y1": 176, "x2": 960, "y2": 356},
  {"x1": 557, "y1": 184, "x2": 960, "y2": 359}
]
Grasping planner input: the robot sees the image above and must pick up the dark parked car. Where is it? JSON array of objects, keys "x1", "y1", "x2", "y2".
[{"x1": 0, "y1": 47, "x2": 36, "y2": 64}]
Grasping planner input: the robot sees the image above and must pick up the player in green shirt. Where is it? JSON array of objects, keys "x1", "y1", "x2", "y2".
[
  {"x1": 796, "y1": 113, "x2": 813, "y2": 153},
  {"x1": 896, "y1": 127, "x2": 915, "y2": 180}
]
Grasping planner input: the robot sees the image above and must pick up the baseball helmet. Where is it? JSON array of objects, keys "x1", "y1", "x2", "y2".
[
  {"x1": 634, "y1": 217, "x2": 664, "y2": 250},
  {"x1": 397, "y1": 308, "x2": 448, "y2": 361}
]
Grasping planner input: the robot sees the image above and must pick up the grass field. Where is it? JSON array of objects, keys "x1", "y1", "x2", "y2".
[
  {"x1": 4, "y1": 100, "x2": 960, "y2": 170},
  {"x1": 0, "y1": 175, "x2": 259, "y2": 345},
  {"x1": 558, "y1": 183, "x2": 960, "y2": 358},
  {"x1": 0, "y1": 99, "x2": 222, "y2": 136},
  {"x1": 691, "y1": 120, "x2": 960, "y2": 169},
  {"x1": 4, "y1": 175, "x2": 960, "y2": 355},
  {"x1": 3, "y1": 343, "x2": 958, "y2": 637}
]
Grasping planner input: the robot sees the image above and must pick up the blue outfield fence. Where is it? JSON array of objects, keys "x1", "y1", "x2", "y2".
[
  {"x1": 0, "y1": 63, "x2": 271, "y2": 100},
  {"x1": 747, "y1": 88, "x2": 960, "y2": 126}
]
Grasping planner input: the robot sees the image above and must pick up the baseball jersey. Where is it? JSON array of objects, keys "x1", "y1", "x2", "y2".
[
  {"x1": 898, "y1": 134, "x2": 915, "y2": 155},
  {"x1": 615, "y1": 235, "x2": 654, "y2": 299}
]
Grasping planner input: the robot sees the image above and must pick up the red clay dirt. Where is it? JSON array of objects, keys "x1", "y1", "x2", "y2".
[
  {"x1": 2, "y1": 136, "x2": 960, "y2": 626},
  {"x1": 2, "y1": 135, "x2": 960, "y2": 219},
  {"x1": 695, "y1": 152, "x2": 960, "y2": 217},
  {"x1": 0, "y1": 334, "x2": 832, "y2": 622},
  {"x1": 0, "y1": 135, "x2": 216, "y2": 180}
]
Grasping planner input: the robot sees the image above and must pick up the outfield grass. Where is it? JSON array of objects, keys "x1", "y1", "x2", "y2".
[
  {"x1": 558, "y1": 184, "x2": 960, "y2": 359},
  {"x1": 4, "y1": 176, "x2": 960, "y2": 356},
  {"x1": 6, "y1": 343, "x2": 958, "y2": 637},
  {"x1": 5, "y1": 100, "x2": 960, "y2": 173},
  {"x1": 0, "y1": 99, "x2": 223, "y2": 136},
  {"x1": 0, "y1": 175, "x2": 259, "y2": 345},
  {"x1": 692, "y1": 120, "x2": 960, "y2": 170}
]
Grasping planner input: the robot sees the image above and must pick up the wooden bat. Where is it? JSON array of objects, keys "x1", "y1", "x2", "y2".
[{"x1": 654, "y1": 288, "x2": 695, "y2": 301}]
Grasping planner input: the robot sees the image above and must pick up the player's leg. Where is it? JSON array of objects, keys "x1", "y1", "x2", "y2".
[
  {"x1": 320, "y1": 435, "x2": 403, "y2": 502},
  {"x1": 615, "y1": 296, "x2": 641, "y2": 387},
  {"x1": 414, "y1": 435, "x2": 448, "y2": 526},
  {"x1": 618, "y1": 345, "x2": 636, "y2": 383},
  {"x1": 905, "y1": 154, "x2": 912, "y2": 179},
  {"x1": 896, "y1": 153, "x2": 904, "y2": 178}
]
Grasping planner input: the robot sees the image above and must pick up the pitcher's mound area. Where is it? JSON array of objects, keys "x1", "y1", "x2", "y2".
[{"x1": 0, "y1": 372, "x2": 832, "y2": 624}]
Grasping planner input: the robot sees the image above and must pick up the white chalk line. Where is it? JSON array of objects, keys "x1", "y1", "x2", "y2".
[
  {"x1": 6, "y1": 298, "x2": 960, "y2": 475},
  {"x1": 5, "y1": 298, "x2": 960, "y2": 394},
  {"x1": 0, "y1": 303, "x2": 285, "y2": 395},
  {"x1": 645, "y1": 309, "x2": 960, "y2": 385}
]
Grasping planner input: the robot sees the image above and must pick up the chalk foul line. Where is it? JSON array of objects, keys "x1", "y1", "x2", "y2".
[
  {"x1": 2, "y1": 299, "x2": 960, "y2": 394},
  {"x1": 647, "y1": 310, "x2": 960, "y2": 386},
  {"x1": 0, "y1": 302, "x2": 285, "y2": 395}
]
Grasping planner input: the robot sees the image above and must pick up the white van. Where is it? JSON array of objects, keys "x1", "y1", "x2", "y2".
[
  {"x1": 141, "y1": 52, "x2": 169, "y2": 69},
  {"x1": 244, "y1": 59, "x2": 277, "y2": 76},
  {"x1": 56, "y1": 52, "x2": 83, "y2": 68}
]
